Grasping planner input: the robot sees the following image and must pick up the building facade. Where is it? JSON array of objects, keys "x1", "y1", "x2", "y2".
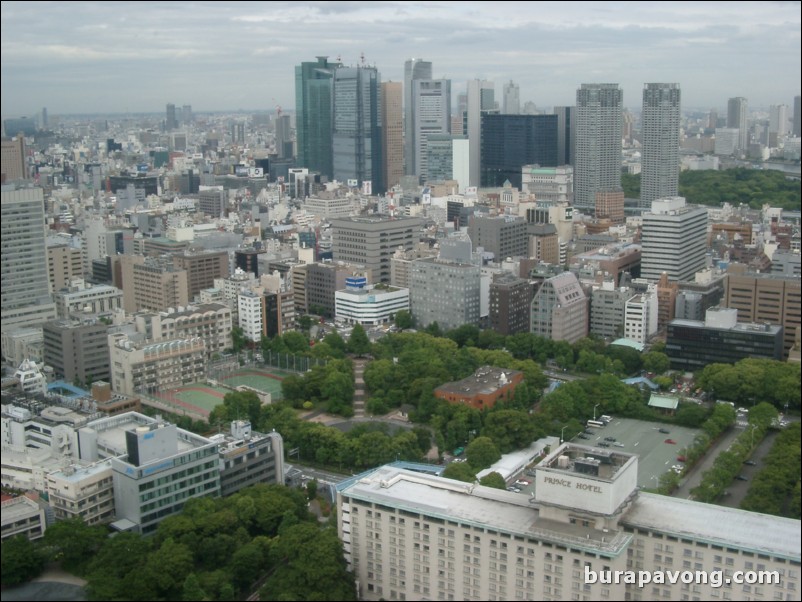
[
  {"x1": 381, "y1": 81, "x2": 404, "y2": 191},
  {"x1": 295, "y1": 56, "x2": 341, "y2": 178},
  {"x1": 727, "y1": 96, "x2": 749, "y2": 151},
  {"x1": 530, "y1": 271, "x2": 588, "y2": 343},
  {"x1": 335, "y1": 278, "x2": 409, "y2": 326},
  {"x1": 468, "y1": 215, "x2": 528, "y2": 261},
  {"x1": 413, "y1": 79, "x2": 451, "y2": 182},
  {"x1": 43, "y1": 319, "x2": 111, "y2": 385},
  {"x1": 489, "y1": 272, "x2": 533, "y2": 336},
  {"x1": 409, "y1": 256, "x2": 481, "y2": 332},
  {"x1": 640, "y1": 83, "x2": 681, "y2": 208},
  {"x1": 480, "y1": 114, "x2": 558, "y2": 189},
  {"x1": 640, "y1": 197, "x2": 708, "y2": 282},
  {"x1": 404, "y1": 58, "x2": 433, "y2": 177}
]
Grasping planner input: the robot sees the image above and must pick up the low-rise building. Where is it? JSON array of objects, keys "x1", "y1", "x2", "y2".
[
  {"x1": 434, "y1": 365, "x2": 524, "y2": 410},
  {"x1": 1, "y1": 495, "x2": 47, "y2": 541},
  {"x1": 335, "y1": 278, "x2": 409, "y2": 326},
  {"x1": 45, "y1": 460, "x2": 115, "y2": 525},
  {"x1": 215, "y1": 420, "x2": 285, "y2": 497}
]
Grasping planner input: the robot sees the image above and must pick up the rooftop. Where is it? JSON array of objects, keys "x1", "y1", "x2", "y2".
[{"x1": 435, "y1": 366, "x2": 522, "y2": 397}]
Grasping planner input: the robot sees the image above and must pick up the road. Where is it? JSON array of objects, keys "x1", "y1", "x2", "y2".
[{"x1": 672, "y1": 424, "x2": 745, "y2": 499}]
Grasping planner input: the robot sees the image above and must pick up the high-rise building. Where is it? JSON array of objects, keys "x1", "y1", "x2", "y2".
[
  {"x1": 467, "y1": 215, "x2": 528, "y2": 260},
  {"x1": 403, "y1": 59, "x2": 432, "y2": 176},
  {"x1": 480, "y1": 114, "x2": 558, "y2": 188},
  {"x1": 714, "y1": 127, "x2": 740, "y2": 155},
  {"x1": 769, "y1": 104, "x2": 789, "y2": 136},
  {"x1": 166, "y1": 103, "x2": 177, "y2": 131},
  {"x1": 574, "y1": 84, "x2": 623, "y2": 212},
  {"x1": 381, "y1": 81, "x2": 403, "y2": 191},
  {"x1": 295, "y1": 56, "x2": 341, "y2": 178},
  {"x1": 553, "y1": 106, "x2": 575, "y2": 166},
  {"x1": 43, "y1": 319, "x2": 111, "y2": 385},
  {"x1": 181, "y1": 104, "x2": 192, "y2": 126},
  {"x1": 275, "y1": 114, "x2": 292, "y2": 158},
  {"x1": 47, "y1": 243, "x2": 85, "y2": 292},
  {"x1": 489, "y1": 272, "x2": 532, "y2": 335},
  {"x1": 426, "y1": 134, "x2": 455, "y2": 183},
  {"x1": 530, "y1": 271, "x2": 588, "y2": 343},
  {"x1": 332, "y1": 66, "x2": 383, "y2": 193},
  {"x1": 1, "y1": 186, "x2": 56, "y2": 330},
  {"x1": 413, "y1": 79, "x2": 451, "y2": 182},
  {"x1": 727, "y1": 96, "x2": 748, "y2": 151},
  {"x1": 172, "y1": 249, "x2": 230, "y2": 299},
  {"x1": 640, "y1": 197, "x2": 708, "y2": 282},
  {"x1": 502, "y1": 80, "x2": 520, "y2": 115},
  {"x1": 640, "y1": 83, "x2": 680, "y2": 208},
  {"x1": 1, "y1": 136, "x2": 27, "y2": 182},
  {"x1": 466, "y1": 79, "x2": 495, "y2": 187},
  {"x1": 410, "y1": 255, "x2": 481, "y2": 331},
  {"x1": 794, "y1": 95, "x2": 801, "y2": 137}
]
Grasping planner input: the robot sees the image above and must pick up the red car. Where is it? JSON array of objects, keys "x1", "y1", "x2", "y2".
[
  {"x1": 676, "y1": 455, "x2": 687, "y2": 462},
  {"x1": 664, "y1": 439, "x2": 677, "y2": 445}
]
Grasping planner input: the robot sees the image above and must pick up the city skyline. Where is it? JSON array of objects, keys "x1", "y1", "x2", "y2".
[{"x1": 2, "y1": 1, "x2": 800, "y2": 116}]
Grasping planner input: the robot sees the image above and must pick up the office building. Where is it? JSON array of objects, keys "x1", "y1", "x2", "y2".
[
  {"x1": 434, "y1": 365, "x2": 524, "y2": 410},
  {"x1": 725, "y1": 265, "x2": 801, "y2": 359},
  {"x1": 521, "y1": 166, "x2": 573, "y2": 205},
  {"x1": 769, "y1": 104, "x2": 789, "y2": 137},
  {"x1": 714, "y1": 128, "x2": 740, "y2": 156},
  {"x1": 295, "y1": 56, "x2": 341, "y2": 178},
  {"x1": 640, "y1": 83, "x2": 680, "y2": 207},
  {"x1": 574, "y1": 84, "x2": 623, "y2": 212},
  {"x1": 624, "y1": 288, "x2": 658, "y2": 344},
  {"x1": 1, "y1": 496, "x2": 46, "y2": 541},
  {"x1": 426, "y1": 134, "x2": 457, "y2": 183},
  {"x1": 337, "y1": 446, "x2": 800, "y2": 602},
  {"x1": 216, "y1": 420, "x2": 285, "y2": 497},
  {"x1": 331, "y1": 216, "x2": 422, "y2": 283},
  {"x1": 381, "y1": 81, "x2": 403, "y2": 191},
  {"x1": 489, "y1": 272, "x2": 533, "y2": 336},
  {"x1": 640, "y1": 197, "x2": 708, "y2": 282},
  {"x1": 1, "y1": 136, "x2": 27, "y2": 181},
  {"x1": 43, "y1": 319, "x2": 111, "y2": 385},
  {"x1": 118, "y1": 255, "x2": 189, "y2": 313},
  {"x1": 413, "y1": 79, "x2": 451, "y2": 182},
  {"x1": 595, "y1": 188, "x2": 625, "y2": 223},
  {"x1": 166, "y1": 103, "x2": 178, "y2": 130},
  {"x1": 480, "y1": 114, "x2": 558, "y2": 189},
  {"x1": 530, "y1": 271, "x2": 588, "y2": 343},
  {"x1": 404, "y1": 58, "x2": 433, "y2": 176},
  {"x1": 727, "y1": 96, "x2": 748, "y2": 151},
  {"x1": 467, "y1": 79, "x2": 495, "y2": 187},
  {"x1": 1, "y1": 186, "x2": 57, "y2": 330},
  {"x1": 46, "y1": 461, "x2": 115, "y2": 526},
  {"x1": 526, "y1": 224, "x2": 560, "y2": 265},
  {"x1": 553, "y1": 106, "x2": 575, "y2": 166},
  {"x1": 332, "y1": 66, "x2": 383, "y2": 193},
  {"x1": 3, "y1": 116, "x2": 36, "y2": 137},
  {"x1": 502, "y1": 80, "x2": 520, "y2": 115},
  {"x1": 667, "y1": 307, "x2": 784, "y2": 371},
  {"x1": 173, "y1": 249, "x2": 230, "y2": 299},
  {"x1": 591, "y1": 282, "x2": 629, "y2": 340},
  {"x1": 197, "y1": 189, "x2": 226, "y2": 218},
  {"x1": 335, "y1": 277, "x2": 409, "y2": 326},
  {"x1": 54, "y1": 280, "x2": 123, "y2": 318},
  {"x1": 468, "y1": 214, "x2": 528, "y2": 260},
  {"x1": 47, "y1": 243, "x2": 85, "y2": 293}
]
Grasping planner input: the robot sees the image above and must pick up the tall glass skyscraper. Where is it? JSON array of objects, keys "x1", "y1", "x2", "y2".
[
  {"x1": 640, "y1": 83, "x2": 681, "y2": 208},
  {"x1": 403, "y1": 59, "x2": 432, "y2": 176},
  {"x1": 480, "y1": 114, "x2": 558, "y2": 188},
  {"x1": 574, "y1": 84, "x2": 622, "y2": 212},
  {"x1": 727, "y1": 96, "x2": 748, "y2": 152},
  {"x1": 295, "y1": 56, "x2": 341, "y2": 178}
]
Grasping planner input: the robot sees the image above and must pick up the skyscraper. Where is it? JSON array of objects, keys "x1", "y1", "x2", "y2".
[
  {"x1": 769, "y1": 104, "x2": 789, "y2": 136},
  {"x1": 641, "y1": 197, "x2": 708, "y2": 282},
  {"x1": 413, "y1": 79, "x2": 451, "y2": 182},
  {"x1": 574, "y1": 84, "x2": 623, "y2": 212},
  {"x1": 467, "y1": 79, "x2": 495, "y2": 187},
  {"x1": 502, "y1": 80, "x2": 520, "y2": 115},
  {"x1": 480, "y1": 114, "x2": 558, "y2": 188},
  {"x1": 727, "y1": 96, "x2": 748, "y2": 152},
  {"x1": 381, "y1": 81, "x2": 403, "y2": 191},
  {"x1": 166, "y1": 103, "x2": 177, "y2": 130},
  {"x1": 296, "y1": 56, "x2": 341, "y2": 178},
  {"x1": 332, "y1": 66, "x2": 383, "y2": 193},
  {"x1": 403, "y1": 59, "x2": 432, "y2": 176},
  {"x1": 794, "y1": 95, "x2": 801, "y2": 137},
  {"x1": 640, "y1": 83, "x2": 681, "y2": 208},
  {"x1": 553, "y1": 106, "x2": 575, "y2": 166},
  {"x1": 1, "y1": 185, "x2": 57, "y2": 329}
]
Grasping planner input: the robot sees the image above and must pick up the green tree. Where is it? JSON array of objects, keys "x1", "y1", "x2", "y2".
[
  {"x1": 297, "y1": 314, "x2": 314, "y2": 335},
  {"x1": 479, "y1": 471, "x2": 507, "y2": 490},
  {"x1": 1, "y1": 535, "x2": 44, "y2": 587},
  {"x1": 231, "y1": 326, "x2": 246, "y2": 353},
  {"x1": 394, "y1": 309, "x2": 414, "y2": 330},
  {"x1": 182, "y1": 573, "x2": 207, "y2": 601},
  {"x1": 642, "y1": 351, "x2": 670, "y2": 375},
  {"x1": 442, "y1": 461, "x2": 478, "y2": 483},
  {"x1": 283, "y1": 331, "x2": 310, "y2": 354},
  {"x1": 42, "y1": 518, "x2": 107, "y2": 574},
  {"x1": 482, "y1": 409, "x2": 537, "y2": 453},
  {"x1": 348, "y1": 323, "x2": 371, "y2": 356},
  {"x1": 466, "y1": 436, "x2": 501, "y2": 470},
  {"x1": 86, "y1": 532, "x2": 151, "y2": 599}
]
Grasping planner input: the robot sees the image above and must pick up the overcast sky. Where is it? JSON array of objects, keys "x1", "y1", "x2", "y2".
[{"x1": 2, "y1": 1, "x2": 800, "y2": 116}]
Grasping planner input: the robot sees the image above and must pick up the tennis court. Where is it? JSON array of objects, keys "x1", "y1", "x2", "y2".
[
  {"x1": 219, "y1": 369, "x2": 285, "y2": 400},
  {"x1": 156, "y1": 384, "x2": 230, "y2": 416}
]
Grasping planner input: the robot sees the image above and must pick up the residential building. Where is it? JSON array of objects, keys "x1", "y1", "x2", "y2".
[
  {"x1": 640, "y1": 197, "x2": 708, "y2": 282},
  {"x1": 727, "y1": 96, "x2": 749, "y2": 151},
  {"x1": 404, "y1": 59, "x2": 433, "y2": 176},
  {"x1": 47, "y1": 243, "x2": 85, "y2": 293},
  {"x1": 295, "y1": 56, "x2": 341, "y2": 178},
  {"x1": 434, "y1": 365, "x2": 524, "y2": 410},
  {"x1": 118, "y1": 255, "x2": 189, "y2": 313},
  {"x1": 468, "y1": 215, "x2": 528, "y2": 261},
  {"x1": 381, "y1": 81, "x2": 403, "y2": 191},
  {"x1": 43, "y1": 319, "x2": 111, "y2": 385},
  {"x1": 238, "y1": 290, "x2": 265, "y2": 343},
  {"x1": 521, "y1": 166, "x2": 574, "y2": 205},
  {"x1": 489, "y1": 272, "x2": 533, "y2": 336},
  {"x1": 640, "y1": 83, "x2": 681, "y2": 208},
  {"x1": 331, "y1": 216, "x2": 422, "y2": 283},
  {"x1": 410, "y1": 254, "x2": 481, "y2": 331},
  {"x1": 530, "y1": 271, "x2": 588, "y2": 343},
  {"x1": 480, "y1": 114, "x2": 558, "y2": 189},
  {"x1": 54, "y1": 280, "x2": 123, "y2": 318},
  {"x1": 1, "y1": 186, "x2": 57, "y2": 330},
  {"x1": 667, "y1": 307, "x2": 784, "y2": 371},
  {"x1": 574, "y1": 84, "x2": 623, "y2": 212},
  {"x1": 337, "y1": 446, "x2": 800, "y2": 602},
  {"x1": 332, "y1": 66, "x2": 383, "y2": 194},
  {"x1": 335, "y1": 277, "x2": 409, "y2": 326}
]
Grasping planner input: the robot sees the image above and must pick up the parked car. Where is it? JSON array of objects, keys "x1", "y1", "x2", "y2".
[
  {"x1": 507, "y1": 487, "x2": 521, "y2": 492},
  {"x1": 598, "y1": 442, "x2": 610, "y2": 448},
  {"x1": 664, "y1": 439, "x2": 677, "y2": 445},
  {"x1": 734, "y1": 475, "x2": 748, "y2": 482},
  {"x1": 604, "y1": 437, "x2": 616, "y2": 442},
  {"x1": 515, "y1": 479, "x2": 530, "y2": 486},
  {"x1": 613, "y1": 442, "x2": 625, "y2": 448},
  {"x1": 743, "y1": 460, "x2": 757, "y2": 466},
  {"x1": 578, "y1": 434, "x2": 589, "y2": 440},
  {"x1": 659, "y1": 428, "x2": 670, "y2": 434},
  {"x1": 676, "y1": 455, "x2": 687, "y2": 462}
]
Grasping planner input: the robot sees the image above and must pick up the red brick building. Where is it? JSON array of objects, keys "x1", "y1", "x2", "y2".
[{"x1": 434, "y1": 366, "x2": 524, "y2": 410}]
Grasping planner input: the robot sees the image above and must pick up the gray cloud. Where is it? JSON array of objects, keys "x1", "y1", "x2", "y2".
[{"x1": 1, "y1": 1, "x2": 799, "y2": 115}]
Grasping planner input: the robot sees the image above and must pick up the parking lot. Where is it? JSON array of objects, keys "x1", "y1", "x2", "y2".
[{"x1": 571, "y1": 417, "x2": 700, "y2": 488}]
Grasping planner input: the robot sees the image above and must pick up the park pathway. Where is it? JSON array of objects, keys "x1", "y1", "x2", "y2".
[{"x1": 352, "y1": 358, "x2": 368, "y2": 418}]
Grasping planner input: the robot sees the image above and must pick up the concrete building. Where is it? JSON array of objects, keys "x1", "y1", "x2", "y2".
[
  {"x1": 404, "y1": 58, "x2": 433, "y2": 177},
  {"x1": 337, "y1": 447, "x2": 800, "y2": 602},
  {"x1": 335, "y1": 277, "x2": 409, "y2": 326},
  {"x1": 173, "y1": 249, "x2": 230, "y2": 300},
  {"x1": 489, "y1": 272, "x2": 533, "y2": 336},
  {"x1": 574, "y1": 84, "x2": 623, "y2": 212},
  {"x1": 216, "y1": 420, "x2": 285, "y2": 497},
  {"x1": 590, "y1": 282, "x2": 629, "y2": 340},
  {"x1": 624, "y1": 288, "x2": 659, "y2": 344},
  {"x1": 466, "y1": 79, "x2": 495, "y2": 187},
  {"x1": 134, "y1": 303, "x2": 233, "y2": 359},
  {"x1": 640, "y1": 84, "x2": 680, "y2": 208},
  {"x1": 530, "y1": 271, "x2": 588, "y2": 343},
  {"x1": 47, "y1": 243, "x2": 85, "y2": 293},
  {"x1": 715, "y1": 128, "x2": 740, "y2": 156},
  {"x1": 1, "y1": 326, "x2": 43, "y2": 368},
  {"x1": 54, "y1": 280, "x2": 123, "y2": 319},
  {"x1": 426, "y1": 134, "x2": 458, "y2": 183},
  {"x1": 1, "y1": 136, "x2": 27, "y2": 181},
  {"x1": 197, "y1": 189, "x2": 226, "y2": 218},
  {"x1": 725, "y1": 266, "x2": 801, "y2": 359},
  {"x1": 118, "y1": 255, "x2": 189, "y2": 313},
  {"x1": 595, "y1": 189, "x2": 625, "y2": 224},
  {"x1": 45, "y1": 461, "x2": 115, "y2": 525},
  {"x1": 1, "y1": 495, "x2": 46, "y2": 541},
  {"x1": 43, "y1": 319, "x2": 111, "y2": 385},
  {"x1": 468, "y1": 215, "x2": 528, "y2": 261},
  {"x1": 434, "y1": 365, "x2": 524, "y2": 410},
  {"x1": 640, "y1": 197, "x2": 708, "y2": 282},
  {"x1": 390, "y1": 244, "x2": 438, "y2": 290},
  {"x1": 303, "y1": 195, "x2": 355, "y2": 220},
  {"x1": 553, "y1": 105, "x2": 575, "y2": 166},
  {"x1": 667, "y1": 307, "x2": 784, "y2": 371},
  {"x1": 410, "y1": 254, "x2": 481, "y2": 332},
  {"x1": 1, "y1": 186, "x2": 57, "y2": 330},
  {"x1": 381, "y1": 81, "x2": 403, "y2": 191},
  {"x1": 527, "y1": 224, "x2": 560, "y2": 265},
  {"x1": 727, "y1": 96, "x2": 749, "y2": 151},
  {"x1": 108, "y1": 333, "x2": 206, "y2": 397},
  {"x1": 331, "y1": 216, "x2": 422, "y2": 283}
]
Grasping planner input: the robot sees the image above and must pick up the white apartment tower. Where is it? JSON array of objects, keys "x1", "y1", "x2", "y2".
[
  {"x1": 640, "y1": 83, "x2": 680, "y2": 208},
  {"x1": 641, "y1": 197, "x2": 708, "y2": 282}
]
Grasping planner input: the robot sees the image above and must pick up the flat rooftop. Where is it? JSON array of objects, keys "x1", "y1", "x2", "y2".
[
  {"x1": 339, "y1": 465, "x2": 632, "y2": 558},
  {"x1": 87, "y1": 412, "x2": 206, "y2": 457},
  {"x1": 435, "y1": 366, "x2": 522, "y2": 397},
  {"x1": 625, "y1": 493, "x2": 801, "y2": 561},
  {"x1": 540, "y1": 444, "x2": 636, "y2": 482}
]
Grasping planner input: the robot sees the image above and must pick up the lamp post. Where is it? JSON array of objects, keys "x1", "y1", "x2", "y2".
[
  {"x1": 593, "y1": 404, "x2": 601, "y2": 421},
  {"x1": 560, "y1": 425, "x2": 568, "y2": 444}
]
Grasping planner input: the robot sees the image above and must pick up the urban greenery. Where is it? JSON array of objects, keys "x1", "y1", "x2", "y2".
[{"x1": 741, "y1": 422, "x2": 801, "y2": 519}]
